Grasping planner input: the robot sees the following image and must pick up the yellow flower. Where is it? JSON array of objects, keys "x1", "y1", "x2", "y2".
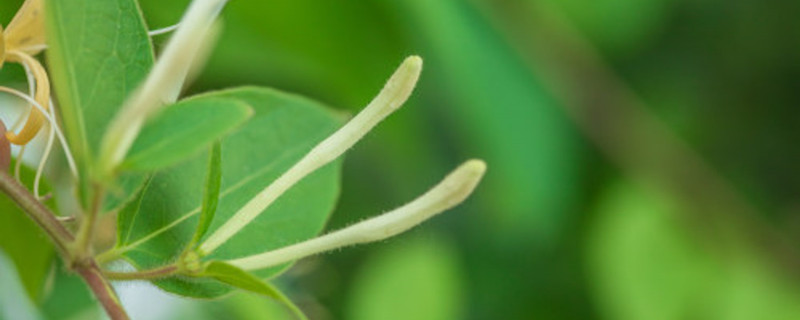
[{"x1": 1, "y1": 0, "x2": 49, "y2": 145}]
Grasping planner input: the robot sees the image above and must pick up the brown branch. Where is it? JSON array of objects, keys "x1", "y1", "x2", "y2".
[
  {"x1": 0, "y1": 171, "x2": 129, "y2": 319},
  {"x1": 76, "y1": 261, "x2": 130, "y2": 320}
]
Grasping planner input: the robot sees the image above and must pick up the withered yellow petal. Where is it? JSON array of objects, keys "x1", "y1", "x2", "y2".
[
  {"x1": 0, "y1": 25, "x2": 5, "y2": 68},
  {"x1": 5, "y1": 51, "x2": 50, "y2": 145},
  {"x1": 4, "y1": 0, "x2": 45, "y2": 56}
]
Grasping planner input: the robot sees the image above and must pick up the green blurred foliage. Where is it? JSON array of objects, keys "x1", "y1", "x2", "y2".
[
  {"x1": 590, "y1": 182, "x2": 800, "y2": 320},
  {"x1": 0, "y1": 251, "x2": 42, "y2": 320},
  {"x1": 543, "y1": 0, "x2": 672, "y2": 55},
  {"x1": 346, "y1": 236, "x2": 465, "y2": 320}
]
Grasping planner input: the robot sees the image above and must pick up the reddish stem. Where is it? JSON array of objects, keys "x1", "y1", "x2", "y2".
[{"x1": 76, "y1": 261, "x2": 130, "y2": 320}]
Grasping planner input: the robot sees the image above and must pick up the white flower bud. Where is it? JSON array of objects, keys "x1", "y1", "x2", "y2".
[{"x1": 228, "y1": 159, "x2": 486, "y2": 270}]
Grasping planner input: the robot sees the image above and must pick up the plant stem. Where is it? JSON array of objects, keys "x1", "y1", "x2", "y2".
[
  {"x1": 73, "y1": 185, "x2": 104, "y2": 261},
  {"x1": 76, "y1": 261, "x2": 130, "y2": 320},
  {"x1": 0, "y1": 171, "x2": 72, "y2": 255},
  {"x1": 103, "y1": 264, "x2": 179, "y2": 281},
  {"x1": 0, "y1": 171, "x2": 129, "y2": 319}
]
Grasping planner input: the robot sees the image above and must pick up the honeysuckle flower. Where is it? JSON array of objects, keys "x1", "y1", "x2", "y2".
[
  {"x1": 200, "y1": 56, "x2": 426, "y2": 254},
  {"x1": 1, "y1": 0, "x2": 214, "y2": 187},
  {"x1": 1, "y1": 0, "x2": 50, "y2": 146},
  {"x1": 195, "y1": 55, "x2": 487, "y2": 269},
  {"x1": 0, "y1": 86, "x2": 76, "y2": 196},
  {"x1": 228, "y1": 159, "x2": 486, "y2": 270},
  {"x1": 0, "y1": 0, "x2": 78, "y2": 198},
  {"x1": 0, "y1": 0, "x2": 201, "y2": 185}
]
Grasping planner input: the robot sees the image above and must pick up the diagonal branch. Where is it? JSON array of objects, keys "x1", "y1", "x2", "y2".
[
  {"x1": 77, "y1": 261, "x2": 131, "y2": 320},
  {"x1": 0, "y1": 171, "x2": 129, "y2": 320}
]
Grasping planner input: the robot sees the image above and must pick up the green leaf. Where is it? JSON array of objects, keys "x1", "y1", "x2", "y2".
[
  {"x1": 45, "y1": 0, "x2": 155, "y2": 205},
  {"x1": 122, "y1": 98, "x2": 253, "y2": 171},
  {"x1": 109, "y1": 97, "x2": 250, "y2": 214},
  {"x1": 201, "y1": 261, "x2": 282, "y2": 299},
  {"x1": 111, "y1": 87, "x2": 344, "y2": 298},
  {"x1": 201, "y1": 261, "x2": 306, "y2": 319},
  {"x1": 104, "y1": 171, "x2": 150, "y2": 213},
  {"x1": 114, "y1": 175, "x2": 153, "y2": 250},
  {"x1": 0, "y1": 161, "x2": 56, "y2": 302},
  {"x1": 191, "y1": 142, "x2": 223, "y2": 246}
]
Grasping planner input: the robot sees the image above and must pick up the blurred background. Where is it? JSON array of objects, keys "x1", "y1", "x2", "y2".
[{"x1": 3, "y1": 0, "x2": 800, "y2": 319}]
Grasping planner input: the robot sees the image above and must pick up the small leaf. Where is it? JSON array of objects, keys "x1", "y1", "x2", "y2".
[
  {"x1": 190, "y1": 142, "x2": 223, "y2": 246},
  {"x1": 201, "y1": 261, "x2": 280, "y2": 300},
  {"x1": 201, "y1": 261, "x2": 306, "y2": 320},
  {"x1": 122, "y1": 97, "x2": 253, "y2": 171}
]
